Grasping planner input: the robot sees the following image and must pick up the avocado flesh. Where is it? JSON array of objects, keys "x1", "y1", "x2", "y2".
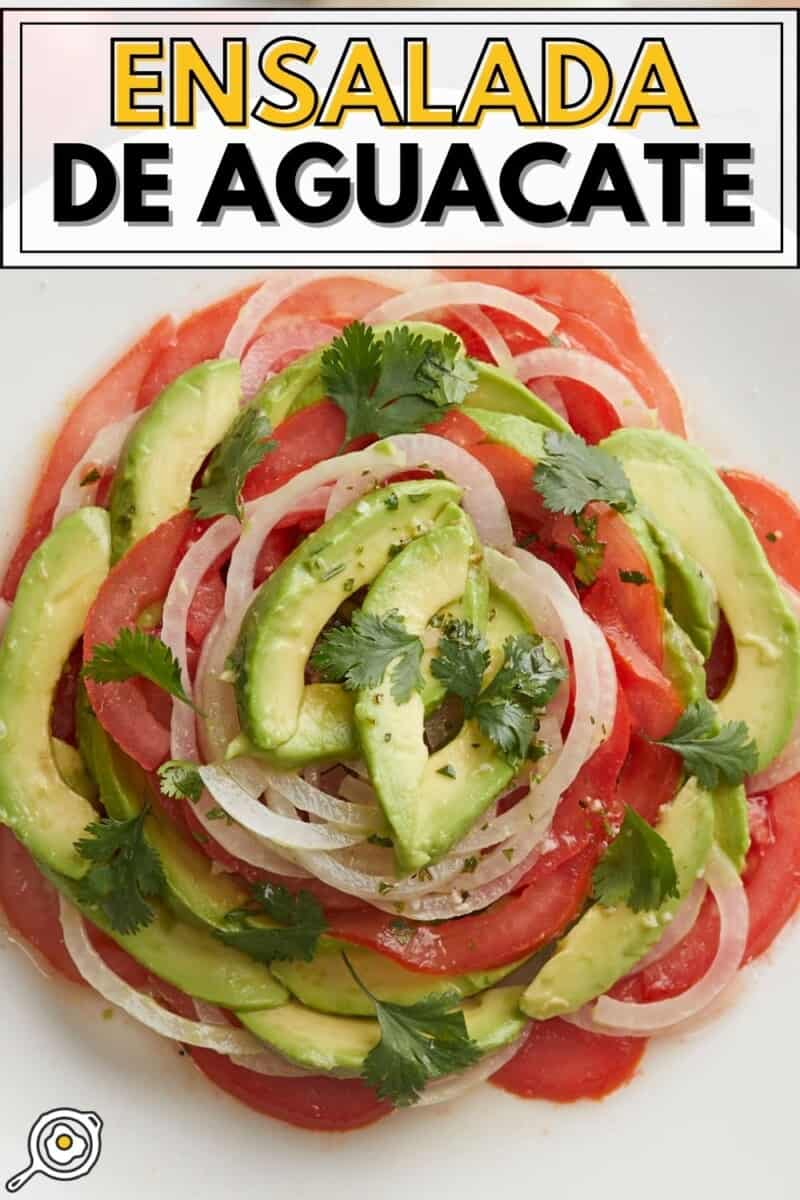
[
  {"x1": 52, "y1": 738, "x2": 98, "y2": 803},
  {"x1": 108, "y1": 359, "x2": 240, "y2": 561},
  {"x1": 271, "y1": 941, "x2": 523, "y2": 1016},
  {"x1": 713, "y1": 783, "x2": 750, "y2": 873},
  {"x1": 648, "y1": 518, "x2": 719, "y2": 659},
  {"x1": 466, "y1": 374, "x2": 569, "y2": 432},
  {"x1": 0, "y1": 508, "x2": 110, "y2": 877},
  {"x1": 662, "y1": 611, "x2": 706, "y2": 705},
  {"x1": 76, "y1": 697, "x2": 251, "y2": 930},
  {"x1": 228, "y1": 684, "x2": 359, "y2": 769},
  {"x1": 235, "y1": 479, "x2": 462, "y2": 752},
  {"x1": 521, "y1": 778, "x2": 715, "y2": 1019},
  {"x1": 356, "y1": 518, "x2": 514, "y2": 873},
  {"x1": 604, "y1": 429, "x2": 800, "y2": 769},
  {"x1": 240, "y1": 985, "x2": 527, "y2": 1073}
]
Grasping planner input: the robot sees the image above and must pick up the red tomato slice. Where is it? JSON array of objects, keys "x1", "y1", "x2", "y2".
[
  {"x1": 137, "y1": 286, "x2": 258, "y2": 410},
  {"x1": 582, "y1": 579, "x2": 680, "y2": 739},
  {"x1": 467, "y1": 443, "x2": 546, "y2": 525},
  {"x1": 542, "y1": 378, "x2": 620, "y2": 444},
  {"x1": 427, "y1": 409, "x2": 486, "y2": 448},
  {"x1": 186, "y1": 572, "x2": 225, "y2": 647},
  {"x1": 83, "y1": 513, "x2": 192, "y2": 771},
  {"x1": 51, "y1": 645, "x2": 83, "y2": 747},
  {"x1": 266, "y1": 276, "x2": 394, "y2": 329},
  {"x1": 243, "y1": 401, "x2": 346, "y2": 502},
  {"x1": 0, "y1": 825, "x2": 83, "y2": 983},
  {"x1": 189, "y1": 1046, "x2": 392, "y2": 1131},
  {"x1": 25, "y1": 317, "x2": 174, "y2": 530},
  {"x1": 327, "y1": 847, "x2": 594, "y2": 975},
  {"x1": 613, "y1": 734, "x2": 682, "y2": 828},
  {"x1": 492, "y1": 983, "x2": 647, "y2": 1102},
  {"x1": 721, "y1": 470, "x2": 800, "y2": 593},
  {"x1": 705, "y1": 612, "x2": 736, "y2": 701}
]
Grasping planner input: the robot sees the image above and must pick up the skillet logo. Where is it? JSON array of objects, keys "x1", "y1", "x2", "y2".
[
  {"x1": 3, "y1": 9, "x2": 798, "y2": 266},
  {"x1": 5, "y1": 1108, "x2": 103, "y2": 1192}
]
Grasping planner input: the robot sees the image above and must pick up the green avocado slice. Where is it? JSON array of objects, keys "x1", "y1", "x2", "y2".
[
  {"x1": 240, "y1": 985, "x2": 527, "y2": 1073},
  {"x1": 604, "y1": 429, "x2": 800, "y2": 769},
  {"x1": 271, "y1": 941, "x2": 523, "y2": 1016},
  {"x1": 521, "y1": 778, "x2": 715, "y2": 1019},
  {"x1": 356, "y1": 518, "x2": 514, "y2": 873},
  {"x1": 234, "y1": 478, "x2": 462, "y2": 753},
  {"x1": 647, "y1": 518, "x2": 720, "y2": 659},
  {"x1": 0, "y1": 508, "x2": 110, "y2": 878},
  {"x1": 109, "y1": 359, "x2": 240, "y2": 562}
]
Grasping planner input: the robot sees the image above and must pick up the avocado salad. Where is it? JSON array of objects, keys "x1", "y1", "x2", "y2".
[{"x1": 2, "y1": 269, "x2": 800, "y2": 1132}]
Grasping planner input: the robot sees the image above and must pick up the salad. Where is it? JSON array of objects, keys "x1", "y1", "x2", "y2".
[{"x1": 1, "y1": 269, "x2": 799, "y2": 1132}]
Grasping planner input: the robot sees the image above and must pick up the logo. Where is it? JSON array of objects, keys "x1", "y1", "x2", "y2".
[{"x1": 5, "y1": 1108, "x2": 103, "y2": 1192}]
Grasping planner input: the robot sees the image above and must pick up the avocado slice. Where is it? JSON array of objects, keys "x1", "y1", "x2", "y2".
[
  {"x1": 647, "y1": 519, "x2": 719, "y2": 659},
  {"x1": 271, "y1": 941, "x2": 522, "y2": 1016},
  {"x1": 713, "y1": 783, "x2": 750, "y2": 873},
  {"x1": 0, "y1": 508, "x2": 110, "y2": 877},
  {"x1": 356, "y1": 518, "x2": 514, "y2": 873},
  {"x1": 109, "y1": 359, "x2": 240, "y2": 561},
  {"x1": 604, "y1": 430, "x2": 800, "y2": 769},
  {"x1": 467, "y1": 372, "x2": 570, "y2": 432},
  {"x1": 76, "y1": 695, "x2": 252, "y2": 931},
  {"x1": 234, "y1": 478, "x2": 462, "y2": 753},
  {"x1": 662, "y1": 610, "x2": 706, "y2": 705},
  {"x1": 52, "y1": 738, "x2": 98, "y2": 803},
  {"x1": 240, "y1": 985, "x2": 527, "y2": 1074},
  {"x1": 521, "y1": 778, "x2": 715, "y2": 1019}
]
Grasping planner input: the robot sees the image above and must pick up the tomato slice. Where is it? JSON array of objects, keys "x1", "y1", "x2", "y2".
[
  {"x1": 467, "y1": 443, "x2": 546, "y2": 526},
  {"x1": 583, "y1": 578, "x2": 680, "y2": 739},
  {"x1": 189, "y1": 1046, "x2": 392, "y2": 1131},
  {"x1": 613, "y1": 734, "x2": 682, "y2": 828},
  {"x1": 705, "y1": 612, "x2": 736, "y2": 701},
  {"x1": 327, "y1": 847, "x2": 594, "y2": 975},
  {"x1": 427, "y1": 409, "x2": 486, "y2": 448},
  {"x1": 0, "y1": 825, "x2": 83, "y2": 983},
  {"x1": 83, "y1": 513, "x2": 192, "y2": 771},
  {"x1": 186, "y1": 572, "x2": 226, "y2": 647},
  {"x1": 137, "y1": 286, "x2": 258, "y2": 410},
  {"x1": 492, "y1": 980, "x2": 647, "y2": 1101},
  {"x1": 243, "y1": 401, "x2": 346, "y2": 502},
  {"x1": 742, "y1": 775, "x2": 800, "y2": 962},
  {"x1": 721, "y1": 470, "x2": 800, "y2": 592}
]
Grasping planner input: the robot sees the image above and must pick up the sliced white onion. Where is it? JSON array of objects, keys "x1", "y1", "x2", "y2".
[
  {"x1": 530, "y1": 378, "x2": 570, "y2": 423},
  {"x1": 53, "y1": 413, "x2": 140, "y2": 524},
  {"x1": 226, "y1": 446, "x2": 406, "y2": 625},
  {"x1": 364, "y1": 283, "x2": 558, "y2": 342},
  {"x1": 223, "y1": 269, "x2": 438, "y2": 360},
  {"x1": 514, "y1": 348, "x2": 654, "y2": 429},
  {"x1": 453, "y1": 305, "x2": 516, "y2": 375},
  {"x1": 585, "y1": 846, "x2": 749, "y2": 1036},
  {"x1": 628, "y1": 881, "x2": 708, "y2": 975},
  {"x1": 324, "y1": 433, "x2": 514, "y2": 551},
  {"x1": 240, "y1": 321, "x2": 339, "y2": 399},
  {"x1": 199, "y1": 763, "x2": 364, "y2": 852},
  {"x1": 416, "y1": 1036, "x2": 524, "y2": 1107},
  {"x1": 59, "y1": 898, "x2": 264, "y2": 1054},
  {"x1": 263, "y1": 769, "x2": 384, "y2": 834},
  {"x1": 161, "y1": 515, "x2": 240, "y2": 761},
  {"x1": 192, "y1": 1000, "x2": 312, "y2": 1076},
  {"x1": 747, "y1": 578, "x2": 800, "y2": 792}
]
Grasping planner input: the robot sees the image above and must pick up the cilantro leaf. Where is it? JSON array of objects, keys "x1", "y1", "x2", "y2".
[
  {"x1": 619, "y1": 569, "x2": 649, "y2": 586},
  {"x1": 311, "y1": 610, "x2": 424, "y2": 703},
  {"x1": 157, "y1": 760, "x2": 203, "y2": 802},
  {"x1": 190, "y1": 408, "x2": 275, "y2": 521},
  {"x1": 655, "y1": 699, "x2": 759, "y2": 789},
  {"x1": 83, "y1": 627, "x2": 195, "y2": 709},
  {"x1": 75, "y1": 807, "x2": 166, "y2": 935},
  {"x1": 571, "y1": 512, "x2": 605, "y2": 586},
  {"x1": 217, "y1": 883, "x2": 327, "y2": 964},
  {"x1": 320, "y1": 322, "x2": 477, "y2": 442},
  {"x1": 474, "y1": 695, "x2": 536, "y2": 764},
  {"x1": 430, "y1": 619, "x2": 490, "y2": 710},
  {"x1": 343, "y1": 953, "x2": 481, "y2": 1106},
  {"x1": 487, "y1": 633, "x2": 566, "y2": 710},
  {"x1": 534, "y1": 431, "x2": 635, "y2": 516},
  {"x1": 593, "y1": 805, "x2": 679, "y2": 913}
]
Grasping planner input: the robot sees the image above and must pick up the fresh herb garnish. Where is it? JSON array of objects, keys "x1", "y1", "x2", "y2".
[
  {"x1": 217, "y1": 883, "x2": 327, "y2": 964},
  {"x1": 190, "y1": 408, "x2": 275, "y2": 521},
  {"x1": 533, "y1": 431, "x2": 635, "y2": 516},
  {"x1": 342, "y1": 953, "x2": 481, "y2": 1106},
  {"x1": 75, "y1": 807, "x2": 166, "y2": 935},
  {"x1": 311, "y1": 610, "x2": 424, "y2": 703},
  {"x1": 157, "y1": 760, "x2": 203, "y2": 802},
  {"x1": 654, "y1": 699, "x2": 759, "y2": 788},
  {"x1": 431, "y1": 621, "x2": 565, "y2": 766},
  {"x1": 619, "y1": 569, "x2": 649, "y2": 586},
  {"x1": 571, "y1": 512, "x2": 605, "y2": 586},
  {"x1": 80, "y1": 467, "x2": 101, "y2": 486},
  {"x1": 320, "y1": 322, "x2": 477, "y2": 442},
  {"x1": 592, "y1": 805, "x2": 679, "y2": 913},
  {"x1": 83, "y1": 627, "x2": 195, "y2": 709}
]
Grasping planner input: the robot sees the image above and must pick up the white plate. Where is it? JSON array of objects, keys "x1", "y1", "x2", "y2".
[{"x1": 0, "y1": 269, "x2": 797, "y2": 1200}]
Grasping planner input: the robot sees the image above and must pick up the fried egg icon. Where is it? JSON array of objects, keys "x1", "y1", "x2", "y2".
[
  {"x1": 5, "y1": 1108, "x2": 103, "y2": 1192},
  {"x1": 42, "y1": 1120, "x2": 90, "y2": 1168}
]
